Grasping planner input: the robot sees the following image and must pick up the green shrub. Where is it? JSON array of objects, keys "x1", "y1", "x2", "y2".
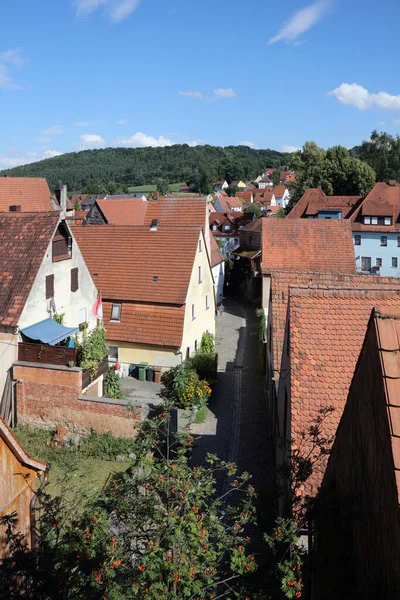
[
  {"x1": 104, "y1": 368, "x2": 124, "y2": 399},
  {"x1": 199, "y1": 331, "x2": 215, "y2": 353},
  {"x1": 161, "y1": 364, "x2": 212, "y2": 409}
]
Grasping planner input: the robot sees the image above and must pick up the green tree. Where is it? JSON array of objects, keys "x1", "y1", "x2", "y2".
[
  {"x1": 197, "y1": 166, "x2": 216, "y2": 194},
  {"x1": 156, "y1": 178, "x2": 170, "y2": 195},
  {"x1": 271, "y1": 170, "x2": 281, "y2": 186},
  {"x1": 226, "y1": 185, "x2": 239, "y2": 197},
  {"x1": 288, "y1": 141, "x2": 375, "y2": 208},
  {"x1": 0, "y1": 404, "x2": 257, "y2": 600},
  {"x1": 354, "y1": 129, "x2": 400, "y2": 182},
  {"x1": 276, "y1": 207, "x2": 285, "y2": 218},
  {"x1": 244, "y1": 203, "x2": 262, "y2": 218}
]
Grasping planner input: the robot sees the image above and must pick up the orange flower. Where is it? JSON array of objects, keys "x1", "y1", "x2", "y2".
[
  {"x1": 112, "y1": 559, "x2": 122, "y2": 568},
  {"x1": 138, "y1": 564, "x2": 145, "y2": 572},
  {"x1": 192, "y1": 505, "x2": 199, "y2": 513}
]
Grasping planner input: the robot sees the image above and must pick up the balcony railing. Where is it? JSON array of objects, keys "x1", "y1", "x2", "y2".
[
  {"x1": 18, "y1": 342, "x2": 76, "y2": 367},
  {"x1": 82, "y1": 356, "x2": 109, "y2": 390}
]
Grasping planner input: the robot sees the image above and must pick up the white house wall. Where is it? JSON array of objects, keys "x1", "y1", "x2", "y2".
[
  {"x1": 212, "y1": 262, "x2": 225, "y2": 306},
  {"x1": 19, "y1": 227, "x2": 98, "y2": 332}
]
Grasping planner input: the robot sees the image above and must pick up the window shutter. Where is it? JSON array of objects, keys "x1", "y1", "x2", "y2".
[
  {"x1": 71, "y1": 268, "x2": 79, "y2": 292},
  {"x1": 46, "y1": 274, "x2": 54, "y2": 299}
]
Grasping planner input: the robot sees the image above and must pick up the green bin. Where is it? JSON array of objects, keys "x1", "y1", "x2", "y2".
[{"x1": 138, "y1": 362, "x2": 148, "y2": 381}]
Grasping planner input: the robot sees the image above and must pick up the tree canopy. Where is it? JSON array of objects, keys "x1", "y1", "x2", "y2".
[
  {"x1": 0, "y1": 144, "x2": 291, "y2": 193},
  {"x1": 351, "y1": 129, "x2": 400, "y2": 182},
  {"x1": 288, "y1": 141, "x2": 376, "y2": 208}
]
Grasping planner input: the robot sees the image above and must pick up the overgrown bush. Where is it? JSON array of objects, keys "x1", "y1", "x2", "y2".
[
  {"x1": 161, "y1": 365, "x2": 211, "y2": 409},
  {"x1": 104, "y1": 368, "x2": 125, "y2": 400},
  {"x1": 199, "y1": 331, "x2": 215, "y2": 354},
  {"x1": 76, "y1": 326, "x2": 108, "y2": 378}
]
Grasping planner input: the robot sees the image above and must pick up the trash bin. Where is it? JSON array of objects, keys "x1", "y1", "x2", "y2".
[
  {"x1": 154, "y1": 366, "x2": 162, "y2": 383},
  {"x1": 121, "y1": 363, "x2": 129, "y2": 378},
  {"x1": 138, "y1": 362, "x2": 148, "y2": 381},
  {"x1": 147, "y1": 366, "x2": 154, "y2": 382},
  {"x1": 129, "y1": 364, "x2": 137, "y2": 378}
]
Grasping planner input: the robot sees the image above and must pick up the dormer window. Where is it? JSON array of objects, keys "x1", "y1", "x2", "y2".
[
  {"x1": 224, "y1": 224, "x2": 232, "y2": 232},
  {"x1": 212, "y1": 223, "x2": 218, "y2": 231},
  {"x1": 364, "y1": 216, "x2": 371, "y2": 225},
  {"x1": 52, "y1": 223, "x2": 72, "y2": 262},
  {"x1": 111, "y1": 303, "x2": 122, "y2": 321},
  {"x1": 385, "y1": 217, "x2": 392, "y2": 225},
  {"x1": 371, "y1": 217, "x2": 378, "y2": 225}
]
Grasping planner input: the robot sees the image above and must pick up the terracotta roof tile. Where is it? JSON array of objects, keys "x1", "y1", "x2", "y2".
[
  {"x1": 0, "y1": 177, "x2": 54, "y2": 212},
  {"x1": 144, "y1": 196, "x2": 207, "y2": 229},
  {"x1": 96, "y1": 198, "x2": 148, "y2": 225},
  {"x1": 287, "y1": 188, "x2": 362, "y2": 219},
  {"x1": 262, "y1": 219, "x2": 356, "y2": 274},
  {"x1": 289, "y1": 288, "x2": 400, "y2": 495},
  {"x1": 0, "y1": 211, "x2": 60, "y2": 327},
  {"x1": 72, "y1": 225, "x2": 200, "y2": 305},
  {"x1": 104, "y1": 301, "x2": 184, "y2": 348},
  {"x1": 210, "y1": 234, "x2": 224, "y2": 267}
]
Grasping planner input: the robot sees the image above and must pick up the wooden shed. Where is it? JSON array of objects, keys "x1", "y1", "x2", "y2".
[{"x1": 0, "y1": 418, "x2": 48, "y2": 556}]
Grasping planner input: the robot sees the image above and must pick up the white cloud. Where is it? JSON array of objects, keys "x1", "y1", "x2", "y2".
[
  {"x1": 328, "y1": 83, "x2": 400, "y2": 112},
  {"x1": 213, "y1": 88, "x2": 237, "y2": 98},
  {"x1": 80, "y1": 133, "x2": 106, "y2": 148},
  {"x1": 379, "y1": 121, "x2": 386, "y2": 126},
  {"x1": 0, "y1": 150, "x2": 63, "y2": 169},
  {"x1": 268, "y1": 0, "x2": 331, "y2": 45},
  {"x1": 186, "y1": 141, "x2": 199, "y2": 147},
  {"x1": 0, "y1": 49, "x2": 25, "y2": 68},
  {"x1": 0, "y1": 48, "x2": 25, "y2": 90},
  {"x1": 179, "y1": 91, "x2": 204, "y2": 100},
  {"x1": 114, "y1": 132, "x2": 173, "y2": 147},
  {"x1": 281, "y1": 145, "x2": 301, "y2": 153},
  {"x1": 75, "y1": 121, "x2": 91, "y2": 127},
  {"x1": 116, "y1": 119, "x2": 128, "y2": 125},
  {"x1": 0, "y1": 64, "x2": 20, "y2": 90},
  {"x1": 41, "y1": 125, "x2": 64, "y2": 135},
  {"x1": 74, "y1": 0, "x2": 142, "y2": 22},
  {"x1": 394, "y1": 119, "x2": 400, "y2": 125},
  {"x1": 239, "y1": 141, "x2": 257, "y2": 149}
]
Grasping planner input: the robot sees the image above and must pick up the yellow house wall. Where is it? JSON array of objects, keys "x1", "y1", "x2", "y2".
[
  {"x1": 237, "y1": 181, "x2": 246, "y2": 189},
  {"x1": 181, "y1": 231, "x2": 216, "y2": 356},
  {"x1": 107, "y1": 340, "x2": 180, "y2": 370}
]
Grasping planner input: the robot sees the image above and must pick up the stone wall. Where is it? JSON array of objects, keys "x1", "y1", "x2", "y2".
[
  {"x1": 314, "y1": 322, "x2": 400, "y2": 599},
  {"x1": 14, "y1": 362, "x2": 141, "y2": 438}
]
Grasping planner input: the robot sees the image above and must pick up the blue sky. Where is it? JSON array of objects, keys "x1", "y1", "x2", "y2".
[{"x1": 1, "y1": 0, "x2": 400, "y2": 168}]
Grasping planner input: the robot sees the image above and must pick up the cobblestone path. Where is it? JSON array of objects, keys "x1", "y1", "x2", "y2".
[{"x1": 191, "y1": 299, "x2": 276, "y2": 560}]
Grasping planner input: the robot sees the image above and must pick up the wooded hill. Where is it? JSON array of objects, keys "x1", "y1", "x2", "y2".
[{"x1": 0, "y1": 144, "x2": 291, "y2": 192}]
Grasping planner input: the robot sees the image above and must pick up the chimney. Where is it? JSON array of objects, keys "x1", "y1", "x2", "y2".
[
  {"x1": 150, "y1": 219, "x2": 159, "y2": 231},
  {"x1": 9, "y1": 205, "x2": 21, "y2": 212},
  {"x1": 61, "y1": 184, "x2": 67, "y2": 212}
]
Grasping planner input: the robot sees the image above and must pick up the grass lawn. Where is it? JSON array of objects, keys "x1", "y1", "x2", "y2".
[
  {"x1": 194, "y1": 405, "x2": 208, "y2": 424},
  {"x1": 128, "y1": 182, "x2": 186, "y2": 194},
  {"x1": 14, "y1": 425, "x2": 132, "y2": 500}
]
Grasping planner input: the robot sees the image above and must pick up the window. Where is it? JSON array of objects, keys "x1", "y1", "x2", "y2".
[
  {"x1": 392, "y1": 257, "x2": 398, "y2": 268},
  {"x1": 397, "y1": 237, "x2": 400, "y2": 247},
  {"x1": 354, "y1": 234, "x2": 361, "y2": 246},
  {"x1": 194, "y1": 340, "x2": 198, "y2": 352},
  {"x1": 224, "y1": 224, "x2": 232, "y2": 232},
  {"x1": 52, "y1": 223, "x2": 72, "y2": 262},
  {"x1": 385, "y1": 217, "x2": 392, "y2": 225},
  {"x1": 364, "y1": 216, "x2": 371, "y2": 225},
  {"x1": 186, "y1": 347, "x2": 190, "y2": 360},
  {"x1": 71, "y1": 268, "x2": 79, "y2": 292},
  {"x1": 45, "y1": 274, "x2": 54, "y2": 299},
  {"x1": 192, "y1": 303, "x2": 196, "y2": 320},
  {"x1": 212, "y1": 224, "x2": 218, "y2": 231},
  {"x1": 78, "y1": 307, "x2": 87, "y2": 325},
  {"x1": 111, "y1": 303, "x2": 122, "y2": 321},
  {"x1": 205, "y1": 294, "x2": 210, "y2": 310},
  {"x1": 361, "y1": 257, "x2": 371, "y2": 271},
  {"x1": 376, "y1": 258, "x2": 382, "y2": 267},
  {"x1": 381, "y1": 236, "x2": 388, "y2": 246},
  {"x1": 108, "y1": 345, "x2": 119, "y2": 362},
  {"x1": 371, "y1": 217, "x2": 378, "y2": 225},
  {"x1": 198, "y1": 265, "x2": 202, "y2": 283},
  {"x1": 199, "y1": 239, "x2": 202, "y2": 252}
]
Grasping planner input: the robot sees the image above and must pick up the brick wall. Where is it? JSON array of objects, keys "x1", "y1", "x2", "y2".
[
  {"x1": 314, "y1": 322, "x2": 400, "y2": 599},
  {"x1": 14, "y1": 362, "x2": 141, "y2": 438}
]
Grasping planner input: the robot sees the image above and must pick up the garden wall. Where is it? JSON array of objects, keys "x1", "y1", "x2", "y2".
[{"x1": 13, "y1": 361, "x2": 141, "y2": 438}]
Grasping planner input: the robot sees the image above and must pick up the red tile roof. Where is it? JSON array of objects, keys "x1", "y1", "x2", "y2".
[
  {"x1": 351, "y1": 182, "x2": 400, "y2": 232},
  {"x1": 262, "y1": 219, "x2": 356, "y2": 275},
  {"x1": 72, "y1": 225, "x2": 201, "y2": 305},
  {"x1": 144, "y1": 196, "x2": 207, "y2": 229},
  {"x1": 210, "y1": 234, "x2": 225, "y2": 267},
  {"x1": 0, "y1": 212, "x2": 60, "y2": 327},
  {"x1": 104, "y1": 301, "x2": 185, "y2": 348},
  {"x1": 216, "y1": 196, "x2": 243, "y2": 212},
  {"x1": 272, "y1": 185, "x2": 287, "y2": 198},
  {"x1": 96, "y1": 198, "x2": 148, "y2": 225},
  {"x1": 374, "y1": 309, "x2": 400, "y2": 502},
  {"x1": 289, "y1": 287, "x2": 400, "y2": 495},
  {"x1": 209, "y1": 212, "x2": 253, "y2": 235},
  {"x1": 287, "y1": 188, "x2": 363, "y2": 219},
  {"x1": 0, "y1": 177, "x2": 54, "y2": 212}
]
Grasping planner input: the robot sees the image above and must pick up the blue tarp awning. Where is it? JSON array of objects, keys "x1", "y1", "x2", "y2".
[{"x1": 21, "y1": 318, "x2": 79, "y2": 346}]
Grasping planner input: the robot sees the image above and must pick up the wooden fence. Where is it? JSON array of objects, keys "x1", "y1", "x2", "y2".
[{"x1": 18, "y1": 342, "x2": 76, "y2": 367}]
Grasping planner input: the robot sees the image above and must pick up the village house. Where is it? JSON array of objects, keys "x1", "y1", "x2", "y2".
[
  {"x1": 209, "y1": 211, "x2": 253, "y2": 256},
  {"x1": 229, "y1": 180, "x2": 247, "y2": 190},
  {"x1": 280, "y1": 171, "x2": 295, "y2": 184},
  {"x1": 0, "y1": 417, "x2": 49, "y2": 556},
  {"x1": 0, "y1": 176, "x2": 59, "y2": 212},
  {"x1": 73, "y1": 225, "x2": 216, "y2": 370},
  {"x1": 210, "y1": 235, "x2": 225, "y2": 305},
  {"x1": 0, "y1": 211, "x2": 99, "y2": 420},
  {"x1": 287, "y1": 187, "x2": 363, "y2": 220},
  {"x1": 214, "y1": 179, "x2": 229, "y2": 192},
  {"x1": 258, "y1": 174, "x2": 273, "y2": 189},
  {"x1": 231, "y1": 218, "x2": 263, "y2": 301},
  {"x1": 85, "y1": 197, "x2": 149, "y2": 225},
  {"x1": 314, "y1": 307, "x2": 400, "y2": 599},
  {"x1": 213, "y1": 195, "x2": 243, "y2": 213}
]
